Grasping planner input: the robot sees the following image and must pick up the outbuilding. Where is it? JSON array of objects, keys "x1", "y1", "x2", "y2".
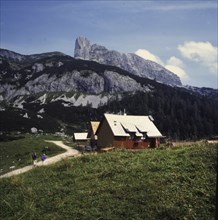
[{"x1": 73, "y1": 132, "x2": 88, "y2": 145}]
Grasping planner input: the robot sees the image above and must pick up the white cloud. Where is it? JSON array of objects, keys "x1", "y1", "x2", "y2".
[
  {"x1": 135, "y1": 49, "x2": 164, "y2": 65},
  {"x1": 165, "y1": 65, "x2": 187, "y2": 79},
  {"x1": 178, "y1": 41, "x2": 217, "y2": 73},
  {"x1": 135, "y1": 49, "x2": 189, "y2": 81},
  {"x1": 165, "y1": 56, "x2": 189, "y2": 80},
  {"x1": 167, "y1": 56, "x2": 183, "y2": 67}
]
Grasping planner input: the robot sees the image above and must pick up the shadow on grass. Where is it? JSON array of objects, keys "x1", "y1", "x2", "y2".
[{"x1": 0, "y1": 134, "x2": 25, "y2": 142}]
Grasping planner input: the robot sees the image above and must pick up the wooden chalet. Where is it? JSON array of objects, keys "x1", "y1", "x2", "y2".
[
  {"x1": 87, "y1": 121, "x2": 100, "y2": 147},
  {"x1": 96, "y1": 113, "x2": 163, "y2": 149}
]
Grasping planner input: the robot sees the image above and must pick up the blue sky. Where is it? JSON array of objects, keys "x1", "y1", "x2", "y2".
[{"x1": 0, "y1": 0, "x2": 217, "y2": 88}]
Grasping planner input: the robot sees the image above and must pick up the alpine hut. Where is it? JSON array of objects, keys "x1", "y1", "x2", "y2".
[{"x1": 96, "y1": 113, "x2": 163, "y2": 149}]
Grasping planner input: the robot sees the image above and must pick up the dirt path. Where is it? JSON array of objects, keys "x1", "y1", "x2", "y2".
[{"x1": 0, "y1": 141, "x2": 80, "y2": 179}]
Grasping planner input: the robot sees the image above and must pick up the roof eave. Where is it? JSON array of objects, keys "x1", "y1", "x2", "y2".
[{"x1": 147, "y1": 135, "x2": 163, "y2": 138}]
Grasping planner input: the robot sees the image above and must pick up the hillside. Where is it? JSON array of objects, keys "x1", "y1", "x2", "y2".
[
  {"x1": 0, "y1": 134, "x2": 66, "y2": 175},
  {"x1": 0, "y1": 48, "x2": 217, "y2": 139},
  {"x1": 0, "y1": 143, "x2": 216, "y2": 219}
]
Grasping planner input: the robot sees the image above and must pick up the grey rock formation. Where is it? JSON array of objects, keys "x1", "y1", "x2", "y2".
[
  {"x1": 103, "y1": 71, "x2": 146, "y2": 93},
  {"x1": 1, "y1": 69, "x2": 149, "y2": 102},
  {"x1": 74, "y1": 36, "x2": 91, "y2": 60},
  {"x1": 1, "y1": 46, "x2": 155, "y2": 104},
  {"x1": 74, "y1": 37, "x2": 182, "y2": 86},
  {"x1": 0, "y1": 49, "x2": 25, "y2": 61}
]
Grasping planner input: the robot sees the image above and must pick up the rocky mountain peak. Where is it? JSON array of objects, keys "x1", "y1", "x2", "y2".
[
  {"x1": 74, "y1": 36, "x2": 91, "y2": 60},
  {"x1": 74, "y1": 37, "x2": 182, "y2": 86}
]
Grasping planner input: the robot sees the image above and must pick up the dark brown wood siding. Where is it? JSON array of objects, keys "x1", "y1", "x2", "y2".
[
  {"x1": 113, "y1": 137, "x2": 160, "y2": 149},
  {"x1": 113, "y1": 137, "x2": 149, "y2": 149},
  {"x1": 97, "y1": 118, "x2": 161, "y2": 149}
]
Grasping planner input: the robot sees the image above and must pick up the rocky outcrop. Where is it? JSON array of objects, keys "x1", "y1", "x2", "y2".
[
  {"x1": 0, "y1": 50, "x2": 153, "y2": 103},
  {"x1": 1, "y1": 70, "x2": 150, "y2": 101},
  {"x1": 0, "y1": 49, "x2": 26, "y2": 61},
  {"x1": 74, "y1": 37, "x2": 91, "y2": 60},
  {"x1": 74, "y1": 37, "x2": 182, "y2": 86}
]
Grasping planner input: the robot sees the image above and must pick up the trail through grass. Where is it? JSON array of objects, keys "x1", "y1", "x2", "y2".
[
  {"x1": 0, "y1": 143, "x2": 217, "y2": 219},
  {"x1": 0, "y1": 134, "x2": 65, "y2": 175}
]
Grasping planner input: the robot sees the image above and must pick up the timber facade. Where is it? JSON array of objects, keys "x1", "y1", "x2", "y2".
[{"x1": 96, "y1": 113, "x2": 162, "y2": 149}]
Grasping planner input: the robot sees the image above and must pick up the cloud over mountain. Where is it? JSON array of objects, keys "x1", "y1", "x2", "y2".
[
  {"x1": 178, "y1": 41, "x2": 217, "y2": 74},
  {"x1": 135, "y1": 49, "x2": 164, "y2": 66},
  {"x1": 135, "y1": 50, "x2": 188, "y2": 82},
  {"x1": 165, "y1": 56, "x2": 189, "y2": 80}
]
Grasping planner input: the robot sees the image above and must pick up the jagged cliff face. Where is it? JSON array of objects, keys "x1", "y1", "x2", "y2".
[
  {"x1": 1, "y1": 47, "x2": 216, "y2": 110},
  {"x1": 74, "y1": 37, "x2": 182, "y2": 86},
  {"x1": 0, "y1": 48, "x2": 217, "y2": 136},
  {"x1": 74, "y1": 37, "x2": 91, "y2": 60},
  {"x1": 2, "y1": 70, "x2": 147, "y2": 100},
  {"x1": 0, "y1": 49, "x2": 152, "y2": 107}
]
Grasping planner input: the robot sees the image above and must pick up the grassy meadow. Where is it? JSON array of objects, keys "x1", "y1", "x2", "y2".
[
  {"x1": 0, "y1": 142, "x2": 217, "y2": 219},
  {"x1": 0, "y1": 134, "x2": 66, "y2": 175}
]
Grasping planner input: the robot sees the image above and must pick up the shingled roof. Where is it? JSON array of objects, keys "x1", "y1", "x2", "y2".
[{"x1": 103, "y1": 113, "x2": 162, "y2": 138}]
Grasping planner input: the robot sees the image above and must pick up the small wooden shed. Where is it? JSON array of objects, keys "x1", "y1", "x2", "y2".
[{"x1": 73, "y1": 132, "x2": 88, "y2": 145}]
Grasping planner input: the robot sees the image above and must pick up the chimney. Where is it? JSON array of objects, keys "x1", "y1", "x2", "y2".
[{"x1": 123, "y1": 109, "x2": 127, "y2": 116}]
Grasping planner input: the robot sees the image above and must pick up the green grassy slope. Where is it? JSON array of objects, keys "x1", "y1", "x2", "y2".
[
  {"x1": 0, "y1": 134, "x2": 65, "y2": 175},
  {"x1": 0, "y1": 143, "x2": 217, "y2": 220}
]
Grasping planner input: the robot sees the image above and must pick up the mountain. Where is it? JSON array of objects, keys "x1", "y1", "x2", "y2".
[
  {"x1": 74, "y1": 36, "x2": 182, "y2": 86},
  {"x1": 0, "y1": 49, "x2": 152, "y2": 103},
  {"x1": 0, "y1": 48, "x2": 154, "y2": 133},
  {"x1": 184, "y1": 85, "x2": 218, "y2": 101},
  {"x1": 0, "y1": 48, "x2": 217, "y2": 139},
  {"x1": 0, "y1": 48, "x2": 65, "y2": 63}
]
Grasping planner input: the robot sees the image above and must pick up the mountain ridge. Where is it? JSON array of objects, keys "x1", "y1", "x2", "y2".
[
  {"x1": 0, "y1": 48, "x2": 66, "y2": 62},
  {"x1": 74, "y1": 36, "x2": 182, "y2": 86},
  {"x1": 0, "y1": 49, "x2": 153, "y2": 102},
  {"x1": 0, "y1": 47, "x2": 217, "y2": 139},
  {"x1": 0, "y1": 48, "x2": 217, "y2": 104}
]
